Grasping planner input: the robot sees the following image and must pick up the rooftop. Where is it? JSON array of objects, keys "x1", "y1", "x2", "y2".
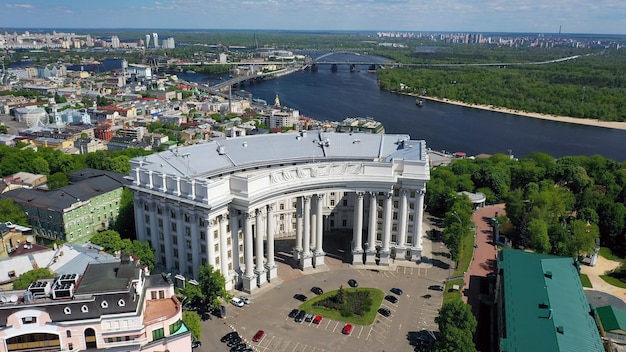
[
  {"x1": 499, "y1": 248, "x2": 603, "y2": 352},
  {"x1": 134, "y1": 131, "x2": 426, "y2": 178}
]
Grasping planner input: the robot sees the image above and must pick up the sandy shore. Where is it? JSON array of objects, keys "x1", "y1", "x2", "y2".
[{"x1": 413, "y1": 95, "x2": 626, "y2": 131}]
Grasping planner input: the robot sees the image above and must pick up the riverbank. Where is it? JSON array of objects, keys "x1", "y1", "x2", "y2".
[{"x1": 413, "y1": 95, "x2": 626, "y2": 131}]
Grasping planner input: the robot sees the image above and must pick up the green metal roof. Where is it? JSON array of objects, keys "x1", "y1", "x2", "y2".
[
  {"x1": 596, "y1": 305, "x2": 626, "y2": 332},
  {"x1": 499, "y1": 248, "x2": 603, "y2": 352}
]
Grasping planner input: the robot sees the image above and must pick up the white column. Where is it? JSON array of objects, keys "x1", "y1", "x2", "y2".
[
  {"x1": 229, "y1": 208, "x2": 240, "y2": 275},
  {"x1": 382, "y1": 192, "x2": 392, "y2": 252},
  {"x1": 189, "y1": 179, "x2": 196, "y2": 200},
  {"x1": 295, "y1": 198, "x2": 303, "y2": 251},
  {"x1": 397, "y1": 189, "x2": 408, "y2": 248},
  {"x1": 206, "y1": 218, "x2": 216, "y2": 267},
  {"x1": 255, "y1": 208, "x2": 265, "y2": 273},
  {"x1": 219, "y1": 214, "x2": 229, "y2": 276},
  {"x1": 352, "y1": 192, "x2": 364, "y2": 251},
  {"x1": 175, "y1": 176, "x2": 181, "y2": 196},
  {"x1": 244, "y1": 212, "x2": 254, "y2": 278},
  {"x1": 311, "y1": 199, "x2": 317, "y2": 251},
  {"x1": 266, "y1": 204, "x2": 276, "y2": 267},
  {"x1": 367, "y1": 192, "x2": 377, "y2": 251},
  {"x1": 413, "y1": 189, "x2": 425, "y2": 249},
  {"x1": 302, "y1": 196, "x2": 311, "y2": 256},
  {"x1": 315, "y1": 194, "x2": 324, "y2": 255},
  {"x1": 161, "y1": 173, "x2": 167, "y2": 192}
]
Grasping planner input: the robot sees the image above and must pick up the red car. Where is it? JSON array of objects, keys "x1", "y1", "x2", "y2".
[
  {"x1": 342, "y1": 323, "x2": 353, "y2": 335},
  {"x1": 252, "y1": 330, "x2": 265, "y2": 342},
  {"x1": 313, "y1": 315, "x2": 323, "y2": 324}
]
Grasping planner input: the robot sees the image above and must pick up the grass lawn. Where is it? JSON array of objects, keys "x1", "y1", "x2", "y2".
[
  {"x1": 579, "y1": 274, "x2": 593, "y2": 288},
  {"x1": 600, "y1": 274, "x2": 626, "y2": 289},
  {"x1": 451, "y1": 231, "x2": 475, "y2": 278},
  {"x1": 298, "y1": 287, "x2": 385, "y2": 326},
  {"x1": 599, "y1": 247, "x2": 621, "y2": 261},
  {"x1": 443, "y1": 279, "x2": 463, "y2": 304}
]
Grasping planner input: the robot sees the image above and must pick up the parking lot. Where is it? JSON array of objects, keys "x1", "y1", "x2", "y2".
[{"x1": 197, "y1": 253, "x2": 450, "y2": 352}]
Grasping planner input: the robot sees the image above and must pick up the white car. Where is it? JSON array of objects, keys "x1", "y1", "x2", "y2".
[
  {"x1": 239, "y1": 296, "x2": 251, "y2": 305},
  {"x1": 231, "y1": 297, "x2": 244, "y2": 307}
]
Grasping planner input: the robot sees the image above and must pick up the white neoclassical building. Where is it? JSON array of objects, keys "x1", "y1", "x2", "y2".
[{"x1": 129, "y1": 131, "x2": 430, "y2": 292}]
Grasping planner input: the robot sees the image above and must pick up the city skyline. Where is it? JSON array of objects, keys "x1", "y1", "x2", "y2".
[{"x1": 1, "y1": 0, "x2": 625, "y2": 35}]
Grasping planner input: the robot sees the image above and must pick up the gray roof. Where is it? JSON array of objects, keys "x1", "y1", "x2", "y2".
[
  {"x1": 2, "y1": 173, "x2": 127, "y2": 211},
  {"x1": 136, "y1": 131, "x2": 426, "y2": 178}
]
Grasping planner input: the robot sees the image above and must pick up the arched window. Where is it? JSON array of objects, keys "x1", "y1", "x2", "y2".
[
  {"x1": 118, "y1": 299, "x2": 125, "y2": 307},
  {"x1": 63, "y1": 307, "x2": 71, "y2": 314},
  {"x1": 101, "y1": 300, "x2": 108, "y2": 308},
  {"x1": 81, "y1": 305, "x2": 89, "y2": 313}
]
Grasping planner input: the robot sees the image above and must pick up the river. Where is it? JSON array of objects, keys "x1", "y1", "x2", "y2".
[{"x1": 178, "y1": 58, "x2": 626, "y2": 161}]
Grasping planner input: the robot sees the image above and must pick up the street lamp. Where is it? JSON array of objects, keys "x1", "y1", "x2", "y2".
[{"x1": 451, "y1": 211, "x2": 462, "y2": 226}]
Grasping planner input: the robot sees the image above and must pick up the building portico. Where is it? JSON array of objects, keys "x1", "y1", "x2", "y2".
[{"x1": 130, "y1": 132, "x2": 430, "y2": 293}]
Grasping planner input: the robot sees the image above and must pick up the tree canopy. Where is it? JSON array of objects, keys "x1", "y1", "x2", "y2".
[
  {"x1": 89, "y1": 230, "x2": 155, "y2": 270},
  {"x1": 426, "y1": 153, "x2": 620, "y2": 258},
  {"x1": 0, "y1": 198, "x2": 29, "y2": 226},
  {"x1": 12, "y1": 268, "x2": 55, "y2": 290},
  {"x1": 434, "y1": 299, "x2": 477, "y2": 352},
  {"x1": 198, "y1": 264, "x2": 230, "y2": 308}
]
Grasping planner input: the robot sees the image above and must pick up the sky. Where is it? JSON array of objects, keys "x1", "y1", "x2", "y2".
[{"x1": 1, "y1": 0, "x2": 625, "y2": 35}]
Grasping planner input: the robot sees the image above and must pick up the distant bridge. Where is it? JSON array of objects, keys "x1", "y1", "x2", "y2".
[{"x1": 209, "y1": 66, "x2": 301, "y2": 92}]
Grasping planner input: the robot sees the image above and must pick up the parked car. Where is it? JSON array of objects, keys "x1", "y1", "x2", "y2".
[
  {"x1": 390, "y1": 288, "x2": 403, "y2": 295},
  {"x1": 295, "y1": 310, "x2": 307, "y2": 322},
  {"x1": 239, "y1": 296, "x2": 251, "y2": 305},
  {"x1": 221, "y1": 332, "x2": 240, "y2": 343},
  {"x1": 305, "y1": 313, "x2": 315, "y2": 322},
  {"x1": 294, "y1": 293, "x2": 308, "y2": 302},
  {"x1": 288, "y1": 309, "x2": 300, "y2": 318},
  {"x1": 230, "y1": 342, "x2": 247, "y2": 352},
  {"x1": 378, "y1": 307, "x2": 391, "y2": 317},
  {"x1": 342, "y1": 323, "x2": 353, "y2": 335},
  {"x1": 385, "y1": 295, "x2": 398, "y2": 304},
  {"x1": 428, "y1": 285, "x2": 444, "y2": 291},
  {"x1": 227, "y1": 337, "x2": 242, "y2": 347},
  {"x1": 191, "y1": 340, "x2": 202, "y2": 349},
  {"x1": 348, "y1": 279, "x2": 358, "y2": 287},
  {"x1": 252, "y1": 330, "x2": 265, "y2": 342},
  {"x1": 313, "y1": 315, "x2": 323, "y2": 324},
  {"x1": 231, "y1": 297, "x2": 244, "y2": 307},
  {"x1": 311, "y1": 286, "x2": 324, "y2": 295}
]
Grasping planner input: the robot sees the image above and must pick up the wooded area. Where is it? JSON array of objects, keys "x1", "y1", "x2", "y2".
[
  {"x1": 426, "y1": 153, "x2": 626, "y2": 258},
  {"x1": 377, "y1": 48, "x2": 626, "y2": 121}
]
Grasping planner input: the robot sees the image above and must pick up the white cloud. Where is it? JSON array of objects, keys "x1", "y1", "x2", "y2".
[{"x1": 6, "y1": 3, "x2": 34, "y2": 9}]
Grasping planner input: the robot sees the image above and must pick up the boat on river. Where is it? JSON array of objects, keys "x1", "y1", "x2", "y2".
[
  {"x1": 368, "y1": 64, "x2": 376, "y2": 73},
  {"x1": 350, "y1": 64, "x2": 359, "y2": 72},
  {"x1": 416, "y1": 99, "x2": 424, "y2": 107}
]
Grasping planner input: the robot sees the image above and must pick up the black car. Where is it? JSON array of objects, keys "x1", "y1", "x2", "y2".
[
  {"x1": 385, "y1": 295, "x2": 399, "y2": 304},
  {"x1": 294, "y1": 293, "x2": 308, "y2": 302},
  {"x1": 192, "y1": 340, "x2": 202, "y2": 349},
  {"x1": 288, "y1": 309, "x2": 300, "y2": 318},
  {"x1": 295, "y1": 309, "x2": 307, "y2": 322},
  {"x1": 378, "y1": 307, "x2": 391, "y2": 317},
  {"x1": 348, "y1": 279, "x2": 358, "y2": 287},
  {"x1": 311, "y1": 286, "x2": 324, "y2": 295},
  {"x1": 428, "y1": 285, "x2": 445, "y2": 291},
  {"x1": 221, "y1": 332, "x2": 240, "y2": 343},
  {"x1": 230, "y1": 342, "x2": 247, "y2": 352},
  {"x1": 227, "y1": 336, "x2": 242, "y2": 347},
  {"x1": 390, "y1": 288, "x2": 403, "y2": 295}
]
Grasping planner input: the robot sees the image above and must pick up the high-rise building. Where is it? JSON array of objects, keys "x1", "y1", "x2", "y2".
[
  {"x1": 162, "y1": 37, "x2": 175, "y2": 49},
  {"x1": 144, "y1": 34, "x2": 150, "y2": 49},
  {"x1": 110, "y1": 35, "x2": 120, "y2": 48},
  {"x1": 152, "y1": 32, "x2": 159, "y2": 48}
]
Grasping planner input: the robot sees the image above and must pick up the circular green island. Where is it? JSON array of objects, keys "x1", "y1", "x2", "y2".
[{"x1": 298, "y1": 286, "x2": 385, "y2": 325}]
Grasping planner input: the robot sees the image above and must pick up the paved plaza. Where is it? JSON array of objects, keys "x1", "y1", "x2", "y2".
[{"x1": 194, "y1": 225, "x2": 451, "y2": 352}]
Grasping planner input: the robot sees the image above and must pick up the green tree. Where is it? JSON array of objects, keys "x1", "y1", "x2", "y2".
[
  {"x1": 0, "y1": 198, "x2": 29, "y2": 226},
  {"x1": 89, "y1": 230, "x2": 124, "y2": 252},
  {"x1": 182, "y1": 311, "x2": 202, "y2": 340},
  {"x1": 47, "y1": 172, "x2": 69, "y2": 190},
  {"x1": 434, "y1": 299, "x2": 477, "y2": 352},
  {"x1": 182, "y1": 283, "x2": 205, "y2": 306},
  {"x1": 12, "y1": 268, "x2": 55, "y2": 290},
  {"x1": 0, "y1": 125, "x2": 8, "y2": 134},
  {"x1": 198, "y1": 264, "x2": 230, "y2": 308},
  {"x1": 569, "y1": 219, "x2": 599, "y2": 258},
  {"x1": 527, "y1": 219, "x2": 551, "y2": 253},
  {"x1": 112, "y1": 189, "x2": 136, "y2": 239}
]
